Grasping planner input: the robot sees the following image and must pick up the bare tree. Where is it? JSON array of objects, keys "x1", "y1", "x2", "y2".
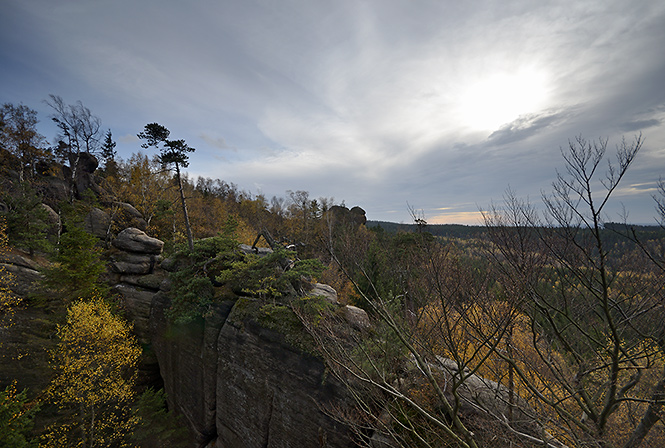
[
  {"x1": 44, "y1": 95, "x2": 103, "y2": 200},
  {"x1": 45, "y1": 95, "x2": 102, "y2": 160},
  {"x1": 0, "y1": 102, "x2": 46, "y2": 182},
  {"x1": 484, "y1": 135, "x2": 665, "y2": 448},
  {"x1": 298, "y1": 217, "x2": 567, "y2": 448}
]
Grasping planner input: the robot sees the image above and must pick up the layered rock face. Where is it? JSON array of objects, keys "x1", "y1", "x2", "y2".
[
  {"x1": 110, "y1": 228, "x2": 165, "y2": 344},
  {"x1": 0, "y1": 249, "x2": 55, "y2": 397},
  {"x1": 213, "y1": 313, "x2": 351, "y2": 448},
  {"x1": 112, "y1": 229, "x2": 354, "y2": 447},
  {"x1": 0, "y1": 250, "x2": 45, "y2": 298},
  {"x1": 148, "y1": 291, "x2": 353, "y2": 447}
]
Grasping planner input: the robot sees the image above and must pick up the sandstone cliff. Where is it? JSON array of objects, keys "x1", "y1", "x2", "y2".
[{"x1": 109, "y1": 228, "x2": 354, "y2": 447}]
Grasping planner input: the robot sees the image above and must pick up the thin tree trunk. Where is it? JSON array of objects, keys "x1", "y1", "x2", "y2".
[
  {"x1": 175, "y1": 163, "x2": 194, "y2": 250},
  {"x1": 507, "y1": 324, "x2": 515, "y2": 424},
  {"x1": 621, "y1": 370, "x2": 665, "y2": 448},
  {"x1": 69, "y1": 152, "x2": 80, "y2": 202}
]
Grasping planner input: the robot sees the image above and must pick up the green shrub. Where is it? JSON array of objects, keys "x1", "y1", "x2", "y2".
[
  {"x1": 167, "y1": 231, "x2": 241, "y2": 323},
  {"x1": 217, "y1": 247, "x2": 325, "y2": 301}
]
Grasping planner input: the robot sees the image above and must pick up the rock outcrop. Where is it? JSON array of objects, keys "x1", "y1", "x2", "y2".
[
  {"x1": 112, "y1": 229, "x2": 353, "y2": 447},
  {"x1": 328, "y1": 205, "x2": 367, "y2": 226},
  {"x1": 112, "y1": 227, "x2": 164, "y2": 254},
  {"x1": 0, "y1": 249, "x2": 46, "y2": 297},
  {"x1": 110, "y1": 228, "x2": 165, "y2": 345},
  {"x1": 148, "y1": 292, "x2": 354, "y2": 447}
]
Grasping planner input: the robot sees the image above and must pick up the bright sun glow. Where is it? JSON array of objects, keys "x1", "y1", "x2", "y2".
[{"x1": 458, "y1": 69, "x2": 549, "y2": 131}]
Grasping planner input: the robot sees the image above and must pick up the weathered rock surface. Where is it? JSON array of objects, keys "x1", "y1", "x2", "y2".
[
  {"x1": 109, "y1": 227, "x2": 165, "y2": 341},
  {"x1": 213, "y1": 311, "x2": 352, "y2": 448},
  {"x1": 114, "y1": 284, "x2": 158, "y2": 344},
  {"x1": 112, "y1": 202, "x2": 148, "y2": 231},
  {"x1": 104, "y1": 232, "x2": 355, "y2": 447},
  {"x1": 110, "y1": 252, "x2": 160, "y2": 275},
  {"x1": 0, "y1": 304, "x2": 59, "y2": 400},
  {"x1": 0, "y1": 250, "x2": 47, "y2": 297},
  {"x1": 69, "y1": 152, "x2": 103, "y2": 199},
  {"x1": 112, "y1": 228, "x2": 164, "y2": 254},
  {"x1": 328, "y1": 205, "x2": 367, "y2": 226},
  {"x1": 432, "y1": 357, "x2": 566, "y2": 448},
  {"x1": 149, "y1": 293, "x2": 353, "y2": 448},
  {"x1": 85, "y1": 207, "x2": 112, "y2": 239},
  {"x1": 119, "y1": 273, "x2": 165, "y2": 290},
  {"x1": 150, "y1": 293, "x2": 233, "y2": 445},
  {"x1": 342, "y1": 305, "x2": 370, "y2": 331},
  {"x1": 0, "y1": 263, "x2": 43, "y2": 297},
  {"x1": 41, "y1": 203, "x2": 60, "y2": 231},
  {"x1": 309, "y1": 282, "x2": 339, "y2": 304}
]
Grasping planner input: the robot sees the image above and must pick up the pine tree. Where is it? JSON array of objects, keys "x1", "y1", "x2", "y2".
[
  {"x1": 138, "y1": 123, "x2": 195, "y2": 250},
  {"x1": 41, "y1": 224, "x2": 107, "y2": 301},
  {"x1": 1, "y1": 183, "x2": 52, "y2": 256}
]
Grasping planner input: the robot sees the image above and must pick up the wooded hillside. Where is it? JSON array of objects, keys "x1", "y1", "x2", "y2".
[{"x1": 1, "y1": 100, "x2": 664, "y2": 448}]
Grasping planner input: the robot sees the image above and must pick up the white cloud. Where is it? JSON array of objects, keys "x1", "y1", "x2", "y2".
[{"x1": 2, "y1": 0, "x2": 665, "y2": 223}]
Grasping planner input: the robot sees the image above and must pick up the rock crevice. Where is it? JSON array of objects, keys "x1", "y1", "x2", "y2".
[{"x1": 110, "y1": 228, "x2": 353, "y2": 447}]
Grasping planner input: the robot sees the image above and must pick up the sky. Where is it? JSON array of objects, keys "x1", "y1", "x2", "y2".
[{"x1": 2, "y1": 0, "x2": 664, "y2": 225}]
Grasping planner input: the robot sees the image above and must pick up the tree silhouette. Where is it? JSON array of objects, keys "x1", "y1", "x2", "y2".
[{"x1": 138, "y1": 123, "x2": 195, "y2": 250}]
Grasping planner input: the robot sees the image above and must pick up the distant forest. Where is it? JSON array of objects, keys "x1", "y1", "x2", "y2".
[{"x1": 369, "y1": 219, "x2": 665, "y2": 241}]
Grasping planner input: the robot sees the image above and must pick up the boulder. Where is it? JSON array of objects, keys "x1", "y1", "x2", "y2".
[
  {"x1": 309, "y1": 283, "x2": 338, "y2": 304},
  {"x1": 349, "y1": 206, "x2": 367, "y2": 225},
  {"x1": 433, "y1": 357, "x2": 566, "y2": 447},
  {"x1": 41, "y1": 203, "x2": 60, "y2": 233},
  {"x1": 75, "y1": 171, "x2": 102, "y2": 198},
  {"x1": 85, "y1": 207, "x2": 112, "y2": 239},
  {"x1": 113, "y1": 228, "x2": 164, "y2": 255},
  {"x1": 328, "y1": 205, "x2": 367, "y2": 226},
  {"x1": 1, "y1": 263, "x2": 43, "y2": 297},
  {"x1": 112, "y1": 202, "x2": 148, "y2": 231},
  {"x1": 0, "y1": 251, "x2": 42, "y2": 271},
  {"x1": 159, "y1": 256, "x2": 179, "y2": 273},
  {"x1": 42, "y1": 176, "x2": 69, "y2": 206},
  {"x1": 342, "y1": 305, "x2": 370, "y2": 331},
  {"x1": 110, "y1": 252, "x2": 160, "y2": 275},
  {"x1": 70, "y1": 151, "x2": 99, "y2": 173},
  {"x1": 0, "y1": 250, "x2": 47, "y2": 297}
]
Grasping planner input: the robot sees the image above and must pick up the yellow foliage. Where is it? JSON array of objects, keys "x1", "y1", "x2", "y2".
[
  {"x1": 42, "y1": 295, "x2": 142, "y2": 447},
  {"x1": 234, "y1": 215, "x2": 260, "y2": 246},
  {"x1": 0, "y1": 219, "x2": 21, "y2": 328},
  {"x1": 419, "y1": 300, "x2": 569, "y2": 421},
  {"x1": 418, "y1": 298, "x2": 665, "y2": 445}
]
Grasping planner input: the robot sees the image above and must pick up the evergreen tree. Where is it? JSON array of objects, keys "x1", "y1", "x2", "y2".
[
  {"x1": 0, "y1": 382, "x2": 39, "y2": 448},
  {"x1": 100, "y1": 129, "x2": 117, "y2": 176},
  {"x1": 41, "y1": 223, "x2": 107, "y2": 301},
  {"x1": 1, "y1": 183, "x2": 52, "y2": 256},
  {"x1": 100, "y1": 129, "x2": 116, "y2": 162},
  {"x1": 138, "y1": 123, "x2": 195, "y2": 250}
]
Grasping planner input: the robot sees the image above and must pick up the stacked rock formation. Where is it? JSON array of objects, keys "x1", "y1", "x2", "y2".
[{"x1": 109, "y1": 228, "x2": 165, "y2": 344}]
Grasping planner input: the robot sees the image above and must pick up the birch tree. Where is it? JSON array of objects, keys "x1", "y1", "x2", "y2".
[{"x1": 42, "y1": 296, "x2": 141, "y2": 448}]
